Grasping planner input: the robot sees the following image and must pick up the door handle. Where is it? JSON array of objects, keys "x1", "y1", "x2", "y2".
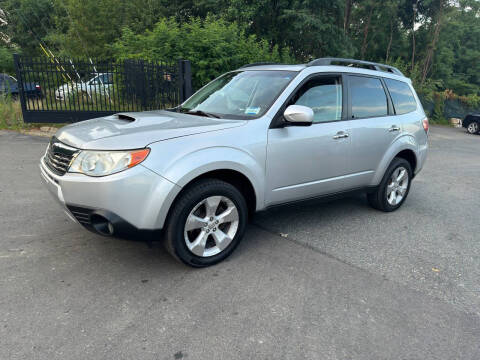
[
  {"x1": 333, "y1": 132, "x2": 349, "y2": 139},
  {"x1": 389, "y1": 125, "x2": 401, "y2": 132}
]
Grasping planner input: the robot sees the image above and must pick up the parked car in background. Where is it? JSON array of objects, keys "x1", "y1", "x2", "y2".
[
  {"x1": 40, "y1": 58, "x2": 428, "y2": 267},
  {"x1": 463, "y1": 113, "x2": 480, "y2": 134},
  {"x1": 55, "y1": 72, "x2": 113, "y2": 100},
  {"x1": 0, "y1": 73, "x2": 42, "y2": 99}
]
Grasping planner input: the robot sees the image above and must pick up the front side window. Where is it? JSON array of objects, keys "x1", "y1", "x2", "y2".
[
  {"x1": 384, "y1": 78, "x2": 417, "y2": 115},
  {"x1": 89, "y1": 76, "x2": 99, "y2": 85},
  {"x1": 89, "y1": 74, "x2": 111, "y2": 85},
  {"x1": 350, "y1": 76, "x2": 388, "y2": 119},
  {"x1": 100, "y1": 73, "x2": 113, "y2": 84},
  {"x1": 178, "y1": 70, "x2": 297, "y2": 119},
  {"x1": 291, "y1": 77, "x2": 342, "y2": 123},
  {"x1": 0, "y1": 74, "x2": 16, "y2": 86}
]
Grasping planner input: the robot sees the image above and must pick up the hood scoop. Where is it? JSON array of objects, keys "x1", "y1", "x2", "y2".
[{"x1": 116, "y1": 113, "x2": 136, "y2": 122}]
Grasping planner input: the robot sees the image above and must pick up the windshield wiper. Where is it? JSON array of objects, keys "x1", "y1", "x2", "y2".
[{"x1": 186, "y1": 110, "x2": 220, "y2": 118}]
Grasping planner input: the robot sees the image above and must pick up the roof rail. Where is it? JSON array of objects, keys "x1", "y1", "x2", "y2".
[
  {"x1": 307, "y1": 57, "x2": 404, "y2": 76},
  {"x1": 239, "y1": 62, "x2": 279, "y2": 68}
]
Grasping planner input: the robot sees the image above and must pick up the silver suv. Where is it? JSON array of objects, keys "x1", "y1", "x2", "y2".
[{"x1": 40, "y1": 58, "x2": 429, "y2": 267}]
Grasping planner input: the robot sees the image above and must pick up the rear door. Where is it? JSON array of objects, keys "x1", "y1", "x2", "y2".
[
  {"x1": 343, "y1": 75, "x2": 399, "y2": 188},
  {"x1": 383, "y1": 77, "x2": 422, "y2": 131},
  {"x1": 265, "y1": 74, "x2": 351, "y2": 205}
]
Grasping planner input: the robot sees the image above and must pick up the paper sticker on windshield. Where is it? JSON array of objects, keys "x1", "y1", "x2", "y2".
[{"x1": 245, "y1": 107, "x2": 260, "y2": 115}]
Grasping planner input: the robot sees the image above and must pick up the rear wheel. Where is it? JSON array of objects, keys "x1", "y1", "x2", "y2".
[
  {"x1": 368, "y1": 158, "x2": 412, "y2": 212},
  {"x1": 164, "y1": 179, "x2": 248, "y2": 267},
  {"x1": 466, "y1": 121, "x2": 479, "y2": 134}
]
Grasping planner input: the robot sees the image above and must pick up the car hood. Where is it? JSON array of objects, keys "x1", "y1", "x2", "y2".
[{"x1": 55, "y1": 110, "x2": 247, "y2": 150}]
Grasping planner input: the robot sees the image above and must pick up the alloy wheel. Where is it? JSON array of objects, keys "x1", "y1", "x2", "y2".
[
  {"x1": 467, "y1": 122, "x2": 478, "y2": 134},
  {"x1": 184, "y1": 195, "x2": 239, "y2": 257},
  {"x1": 386, "y1": 166, "x2": 409, "y2": 206}
]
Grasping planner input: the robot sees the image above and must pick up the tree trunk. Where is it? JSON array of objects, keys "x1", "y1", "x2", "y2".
[
  {"x1": 344, "y1": 0, "x2": 353, "y2": 34},
  {"x1": 361, "y1": 5, "x2": 374, "y2": 59},
  {"x1": 385, "y1": 18, "x2": 393, "y2": 62},
  {"x1": 421, "y1": 3, "x2": 444, "y2": 84},
  {"x1": 411, "y1": 0, "x2": 419, "y2": 71}
]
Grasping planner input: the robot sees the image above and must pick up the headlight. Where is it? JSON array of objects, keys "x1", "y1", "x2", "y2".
[{"x1": 68, "y1": 148, "x2": 150, "y2": 177}]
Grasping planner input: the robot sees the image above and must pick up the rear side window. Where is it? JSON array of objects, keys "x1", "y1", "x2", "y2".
[
  {"x1": 349, "y1": 76, "x2": 388, "y2": 119},
  {"x1": 384, "y1": 78, "x2": 417, "y2": 114}
]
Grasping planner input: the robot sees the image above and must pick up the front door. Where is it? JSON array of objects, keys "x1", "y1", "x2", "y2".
[{"x1": 266, "y1": 75, "x2": 351, "y2": 206}]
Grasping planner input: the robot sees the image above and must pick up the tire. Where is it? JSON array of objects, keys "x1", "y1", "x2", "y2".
[
  {"x1": 367, "y1": 157, "x2": 412, "y2": 212},
  {"x1": 164, "y1": 178, "x2": 248, "y2": 267},
  {"x1": 466, "y1": 121, "x2": 479, "y2": 134}
]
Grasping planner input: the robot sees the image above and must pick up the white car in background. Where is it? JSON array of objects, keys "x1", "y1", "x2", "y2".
[{"x1": 55, "y1": 73, "x2": 113, "y2": 100}]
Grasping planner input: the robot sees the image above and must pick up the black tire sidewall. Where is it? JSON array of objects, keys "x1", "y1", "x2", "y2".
[
  {"x1": 166, "y1": 179, "x2": 248, "y2": 267},
  {"x1": 467, "y1": 121, "x2": 479, "y2": 134},
  {"x1": 378, "y1": 158, "x2": 413, "y2": 212}
]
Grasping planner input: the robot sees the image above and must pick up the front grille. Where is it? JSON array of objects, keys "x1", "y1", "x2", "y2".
[{"x1": 44, "y1": 137, "x2": 78, "y2": 176}]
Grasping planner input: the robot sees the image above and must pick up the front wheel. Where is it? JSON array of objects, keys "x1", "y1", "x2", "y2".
[
  {"x1": 466, "y1": 121, "x2": 479, "y2": 134},
  {"x1": 164, "y1": 179, "x2": 248, "y2": 267},
  {"x1": 368, "y1": 158, "x2": 412, "y2": 212}
]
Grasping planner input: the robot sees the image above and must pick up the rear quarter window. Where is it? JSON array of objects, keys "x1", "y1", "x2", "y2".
[{"x1": 384, "y1": 78, "x2": 417, "y2": 115}]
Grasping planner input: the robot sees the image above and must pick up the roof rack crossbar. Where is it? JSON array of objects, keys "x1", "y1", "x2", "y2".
[{"x1": 307, "y1": 57, "x2": 403, "y2": 76}]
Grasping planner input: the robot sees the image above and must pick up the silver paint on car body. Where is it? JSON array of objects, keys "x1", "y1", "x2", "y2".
[{"x1": 40, "y1": 64, "x2": 428, "y2": 230}]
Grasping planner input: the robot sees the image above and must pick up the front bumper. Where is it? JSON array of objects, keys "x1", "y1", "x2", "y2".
[{"x1": 39, "y1": 156, "x2": 181, "y2": 232}]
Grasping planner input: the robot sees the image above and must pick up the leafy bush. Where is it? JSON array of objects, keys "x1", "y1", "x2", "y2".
[
  {"x1": 458, "y1": 93, "x2": 480, "y2": 109},
  {"x1": 0, "y1": 46, "x2": 16, "y2": 74},
  {"x1": 431, "y1": 92, "x2": 448, "y2": 124},
  {"x1": 112, "y1": 16, "x2": 294, "y2": 89}
]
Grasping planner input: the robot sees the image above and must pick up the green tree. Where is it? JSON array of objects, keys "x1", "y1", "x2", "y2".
[
  {"x1": 0, "y1": 45, "x2": 15, "y2": 73},
  {"x1": 112, "y1": 16, "x2": 294, "y2": 88},
  {"x1": 2, "y1": 0, "x2": 57, "y2": 56},
  {"x1": 0, "y1": 0, "x2": 479, "y2": 99}
]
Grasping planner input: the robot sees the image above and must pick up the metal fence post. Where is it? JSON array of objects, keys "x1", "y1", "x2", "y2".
[
  {"x1": 182, "y1": 60, "x2": 193, "y2": 100},
  {"x1": 178, "y1": 59, "x2": 193, "y2": 103},
  {"x1": 178, "y1": 59, "x2": 185, "y2": 103},
  {"x1": 138, "y1": 59, "x2": 147, "y2": 109},
  {"x1": 13, "y1": 54, "x2": 28, "y2": 122}
]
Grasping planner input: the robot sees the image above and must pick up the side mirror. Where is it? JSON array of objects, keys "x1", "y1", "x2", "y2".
[{"x1": 283, "y1": 105, "x2": 314, "y2": 126}]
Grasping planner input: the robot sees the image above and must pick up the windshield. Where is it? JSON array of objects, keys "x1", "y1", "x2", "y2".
[
  {"x1": 178, "y1": 70, "x2": 297, "y2": 119},
  {"x1": 0, "y1": 75, "x2": 17, "y2": 86}
]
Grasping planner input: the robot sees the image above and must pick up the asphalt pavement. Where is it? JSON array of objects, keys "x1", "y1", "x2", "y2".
[{"x1": 1, "y1": 126, "x2": 479, "y2": 359}]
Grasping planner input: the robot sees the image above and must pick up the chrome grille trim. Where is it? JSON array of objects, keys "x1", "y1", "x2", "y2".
[{"x1": 44, "y1": 137, "x2": 79, "y2": 176}]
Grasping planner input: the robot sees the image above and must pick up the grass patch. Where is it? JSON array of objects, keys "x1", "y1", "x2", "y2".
[
  {"x1": 0, "y1": 97, "x2": 66, "y2": 131},
  {"x1": 429, "y1": 117, "x2": 452, "y2": 125}
]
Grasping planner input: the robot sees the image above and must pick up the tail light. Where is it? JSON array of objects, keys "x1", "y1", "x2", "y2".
[
  {"x1": 35, "y1": 84, "x2": 41, "y2": 90},
  {"x1": 422, "y1": 117, "x2": 429, "y2": 134}
]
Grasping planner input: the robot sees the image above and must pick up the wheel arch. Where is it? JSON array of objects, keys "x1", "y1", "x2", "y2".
[
  {"x1": 176, "y1": 169, "x2": 257, "y2": 217},
  {"x1": 149, "y1": 147, "x2": 265, "y2": 229},
  {"x1": 371, "y1": 136, "x2": 419, "y2": 186},
  {"x1": 463, "y1": 115, "x2": 479, "y2": 127},
  {"x1": 395, "y1": 149, "x2": 417, "y2": 175}
]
